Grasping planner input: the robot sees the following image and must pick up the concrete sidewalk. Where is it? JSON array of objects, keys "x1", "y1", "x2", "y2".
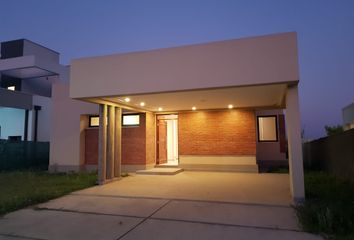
[
  {"x1": 0, "y1": 172, "x2": 323, "y2": 239},
  {"x1": 0, "y1": 195, "x2": 322, "y2": 240}
]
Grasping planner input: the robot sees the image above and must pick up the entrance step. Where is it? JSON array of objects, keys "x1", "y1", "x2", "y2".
[
  {"x1": 178, "y1": 164, "x2": 259, "y2": 173},
  {"x1": 154, "y1": 164, "x2": 180, "y2": 168},
  {"x1": 136, "y1": 168, "x2": 184, "y2": 175}
]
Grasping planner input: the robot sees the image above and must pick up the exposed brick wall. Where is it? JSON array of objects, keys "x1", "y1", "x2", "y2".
[
  {"x1": 122, "y1": 113, "x2": 146, "y2": 165},
  {"x1": 145, "y1": 112, "x2": 156, "y2": 164},
  {"x1": 84, "y1": 128, "x2": 99, "y2": 165},
  {"x1": 84, "y1": 113, "x2": 150, "y2": 165},
  {"x1": 179, "y1": 110, "x2": 256, "y2": 155}
]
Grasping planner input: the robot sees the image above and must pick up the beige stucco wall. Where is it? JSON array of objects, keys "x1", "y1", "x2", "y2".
[
  {"x1": 49, "y1": 82, "x2": 98, "y2": 171},
  {"x1": 285, "y1": 85, "x2": 305, "y2": 202},
  {"x1": 70, "y1": 32, "x2": 299, "y2": 99},
  {"x1": 145, "y1": 112, "x2": 156, "y2": 165}
]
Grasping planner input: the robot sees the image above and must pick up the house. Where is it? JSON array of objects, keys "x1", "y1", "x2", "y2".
[
  {"x1": 342, "y1": 102, "x2": 354, "y2": 130},
  {"x1": 0, "y1": 39, "x2": 98, "y2": 170},
  {"x1": 50, "y1": 32, "x2": 305, "y2": 202},
  {"x1": 0, "y1": 39, "x2": 68, "y2": 141}
]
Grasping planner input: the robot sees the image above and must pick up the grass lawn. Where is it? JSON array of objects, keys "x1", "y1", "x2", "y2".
[
  {"x1": 0, "y1": 171, "x2": 97, "y2": 216},
  {"x1": 296, "y1": 172, "x2": 354, "y2": 240}
]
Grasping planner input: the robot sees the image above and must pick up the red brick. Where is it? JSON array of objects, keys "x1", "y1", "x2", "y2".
[
  {"x1": 178, "y1": 110, "x2": 256, "y2": 155},
  {"x1": 122, "y1": 113, "x2": 146, "y2": 164},
  {"x1": 84, "y1": 128, "x2": 99, "y2": 165}
]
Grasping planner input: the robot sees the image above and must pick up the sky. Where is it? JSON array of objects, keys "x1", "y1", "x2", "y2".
[{"x1": 0, "y1": 0, "x2": 353, "y2": 139}]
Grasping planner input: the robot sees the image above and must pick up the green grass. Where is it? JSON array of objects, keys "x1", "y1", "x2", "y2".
[
  {"x1": 296, "y1": 172, "x2": 354, "y2": 240},
  {"x1": 0, "y1": 171, "x2": 97, "y2": 216}
]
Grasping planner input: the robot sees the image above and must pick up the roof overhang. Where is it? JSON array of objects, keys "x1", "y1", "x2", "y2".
[
  {"x1": 70, "y1": 32, "x2": 299, "y2": 112},
  {"x1": 0, "y1": 55, "x2": 59, "y2": 79},
  {"x1": 82, "y1": 82, "x2": 291, "y2": 113}
]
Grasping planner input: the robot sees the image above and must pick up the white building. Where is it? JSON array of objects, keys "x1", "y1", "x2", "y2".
[{"x1": 342, "y1": 102, "x2": 354, "y2": 130}]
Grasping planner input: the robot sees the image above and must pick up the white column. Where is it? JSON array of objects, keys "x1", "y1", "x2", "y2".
[
  {"x1": 107, "y1": 105, "x2": 115, "y2": 179},
  {"x1": 285, "y1": 85, "x2": 305, "y2": 203},
  {"x1": 114, "y1": 107, "x2": 122, "y2": 178},
  {"x1": 98, "y1": 104, "x2": 107, "y2": 184}
]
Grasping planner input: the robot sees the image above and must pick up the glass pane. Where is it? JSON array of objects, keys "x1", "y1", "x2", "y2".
[
  {"x1": 258, "y1": 116, "x2": 277, "y2": 141},
  {"x1": 123, "y1": 115, "x2": 140, "y2": 126},
  {"x1": 89, "y1": 116, "x2": 99, "y2": 127}
]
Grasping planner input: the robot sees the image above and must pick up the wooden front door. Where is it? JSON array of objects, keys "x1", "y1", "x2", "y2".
[{"x1": 157, "y1": 119, "x2": 167, "y2": 164}]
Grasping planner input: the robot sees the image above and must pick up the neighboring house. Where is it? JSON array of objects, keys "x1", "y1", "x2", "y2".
[
  {"x1": 49, "y1": 32, "x2": 305, "y2": 202},
  {"x1": 0, "y1": 39, "x2": 98, "y2": 171},
  {"x1": 0, "y1": 39, "x2": 68, "y2": 142},
  {"x1": 342, "y1": 102, "x2": 354, "y2": 130}
]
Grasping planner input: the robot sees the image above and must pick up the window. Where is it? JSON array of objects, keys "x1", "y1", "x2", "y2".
[
  {"x1": 123, "y1": 114, "x2": 140, "y2": 126},
  {"x1": 88, "y1": 114, "x2": 140, "y2": 127},
  {"x1": 7, "y1": 86, "x2": 15, "y2": 91},
  {"x1": 257, "y1": 116, "x2": 278, "y2": 142},
  {"x1": 89, "y1": 115, "x2": 99, "y2": 127}
]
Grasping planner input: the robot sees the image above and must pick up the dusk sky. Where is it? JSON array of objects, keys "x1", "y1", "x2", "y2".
[{"x1": 1, "y1": 0, "x2": 353, "y2": 139}]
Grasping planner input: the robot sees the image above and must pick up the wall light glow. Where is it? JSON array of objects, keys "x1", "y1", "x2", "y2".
[
  {"x1": 140, "y1": 102, "x2": 145, "y2": 107},
  {"x1": 124, "y1": 97, "x2": 130, "y2": 102},
  {"x1": 228, "y1": 104, "x2": 234, "y2": 109}
]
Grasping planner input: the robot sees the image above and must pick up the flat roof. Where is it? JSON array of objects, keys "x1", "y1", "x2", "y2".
[
  {"x1": 71, "y1": 32, "x2": 299, "y2": 101},
  {"x1": 1, "y1": 39, "x2": 60, "y2": 55}
]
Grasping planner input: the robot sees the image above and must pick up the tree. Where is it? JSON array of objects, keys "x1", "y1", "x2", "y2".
[{"x1": 324, "y1": 125, "x2": 343, "y2": 136}]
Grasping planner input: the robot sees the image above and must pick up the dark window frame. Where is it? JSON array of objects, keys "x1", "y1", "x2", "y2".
[
  {"x1": 257, "y1": 115, "x2": 278, "y2": 142},
  {"x1": 88, "y1": 115, "x2": 99, "y2": 128},
  {"x1": 88, "y1": 113, "x2": 141, "y2": 128},
  {"x1": 122, "y1": 113, "x2": 140, "y2": 127}
]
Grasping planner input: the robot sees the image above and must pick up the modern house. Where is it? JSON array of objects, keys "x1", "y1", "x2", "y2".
[
  {"x1": 49, "y1": 32, "x2": 305, "y2": 202},
  {"x1": 0, "y1": 33, "x2": 304, "y2": 202},
  {"x1": 343, "y1": 102, "x2": 354, "y2": 130},
  {"x1": 0, "y1": 39, "x2": 68, "y2": 142}
]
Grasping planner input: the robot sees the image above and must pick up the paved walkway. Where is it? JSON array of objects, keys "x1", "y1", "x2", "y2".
[{"x1": 0, "y1": 172, "x2": 322, "y2": 240}]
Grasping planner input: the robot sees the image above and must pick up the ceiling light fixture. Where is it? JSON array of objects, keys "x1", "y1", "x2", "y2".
[
  {"x1": 140, "y1": 102, "x2": 145, "y2": 107},
  {"x1": 192, "y1": 106, "x2": 197, "y2": 111},
  {"x1": 124, "y1": 97, "x2": 130, "y2": 102},
  {"x1": 158, "y1": 107, "x2": 163, "y2": 111},
  {"x1": 228, "y1": 104, "x2": 234, "y2": 109}
]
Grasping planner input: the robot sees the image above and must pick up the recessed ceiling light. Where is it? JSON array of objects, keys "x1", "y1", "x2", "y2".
[
  {"x1": 192, "y1": 106, "x2": 197, "y2": 111},
  {"x1": 228, "y1": 104, "x2": 234, "y2": 109},
  {"x1": 124, "y1": 97, "x2": 130, "y2": 102},
  {"x1": 158, "y1": 107, "x2": 163, "y2": 111},
  {"x1": 140, "y1": 102, "x2": 145, "y2": 107}
]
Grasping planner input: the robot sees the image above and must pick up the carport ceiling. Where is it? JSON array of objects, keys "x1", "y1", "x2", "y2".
[{"x1": 102, "y1": 83, "x2": 287, "y2": 112}]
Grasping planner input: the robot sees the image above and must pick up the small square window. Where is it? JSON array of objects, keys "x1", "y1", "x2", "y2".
[
  {"x1": 123, "y1": 114, "x2": 140, "y2": 126},
  {"x1": 7, "y1": 86, "x2": 15, "y2": 91},
  {"x1": 257, "y1": 116, "x2": 278, "y2": 142},
  {"x1": 89, "y1": 115, "x2": 99, "y2": 127}
]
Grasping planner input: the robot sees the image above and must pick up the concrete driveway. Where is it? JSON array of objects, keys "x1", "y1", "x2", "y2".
[{"x1": 0, "y1": 171, "x2": 322, "y2": 240}]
